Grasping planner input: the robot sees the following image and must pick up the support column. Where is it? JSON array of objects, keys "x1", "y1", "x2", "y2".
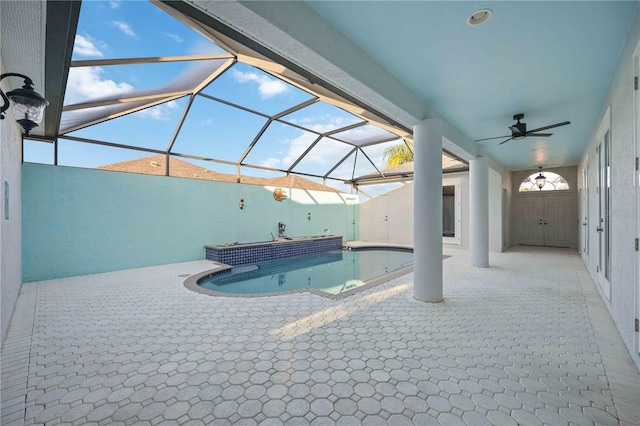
[
  {"x1": 413, "y1": 119, "x2": 443, "y2": 302},
  {"x1": 469, "y1": 156, "x2": 489, "y2": 267}
]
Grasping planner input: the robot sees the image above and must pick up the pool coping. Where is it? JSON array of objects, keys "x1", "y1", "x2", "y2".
[{"x1": 184, "y1": 245, "x2": 426, "y2": 300}]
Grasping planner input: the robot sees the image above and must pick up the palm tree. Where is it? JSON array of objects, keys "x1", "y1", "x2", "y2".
[{"x1": 383, "y1": 140, "x2": 414, "y2": 168}]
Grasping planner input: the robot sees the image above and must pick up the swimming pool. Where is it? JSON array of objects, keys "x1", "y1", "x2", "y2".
[{"x1": 186, "y1": 248, "x2": 413, "y2": 299}]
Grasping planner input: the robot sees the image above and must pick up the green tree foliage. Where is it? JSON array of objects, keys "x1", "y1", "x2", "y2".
[{"x1": 383, "y1": 140, "x2": 414, "y2": 168}]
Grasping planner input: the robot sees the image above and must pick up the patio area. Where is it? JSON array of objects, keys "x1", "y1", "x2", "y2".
[{"x1": 1, "y1": 246, "x2": 638, "y2": 425}]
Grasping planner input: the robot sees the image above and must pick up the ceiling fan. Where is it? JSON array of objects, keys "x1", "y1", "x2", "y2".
[{"x1": 475, "y1": 113, "x2": 571, "y2": 145}]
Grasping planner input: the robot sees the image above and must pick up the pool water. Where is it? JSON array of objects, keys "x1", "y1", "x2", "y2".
[{"x1": 198, "y1": 249, "x2": 413, "y2": 295}]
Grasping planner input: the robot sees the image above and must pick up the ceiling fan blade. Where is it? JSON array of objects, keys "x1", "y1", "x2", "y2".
[
  {"x1": 498, "y1": 137, "x2": 513, "y2": 145},
  {"x1": 526, "y1": 133, "x2": 553, "y2": 137},
  {"x1": 474, "y1": 135, "x2": 511, "y2": 142},
  {"x1": 526, "y1": 121, "x2": 570, "y2": 134}
]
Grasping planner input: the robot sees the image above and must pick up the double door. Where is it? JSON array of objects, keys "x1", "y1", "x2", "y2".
[{"x1": 517, "y1": 195, "x2": 572, "y2": 247}]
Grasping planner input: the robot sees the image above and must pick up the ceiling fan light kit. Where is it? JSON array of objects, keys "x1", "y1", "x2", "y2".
[{"x1": 474, "y1": 113, "x2": 571, "y2": 145}]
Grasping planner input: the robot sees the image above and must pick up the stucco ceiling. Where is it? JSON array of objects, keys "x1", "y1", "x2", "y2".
[{"x1": 306, "y1": 1, "x2": 638, "y2": 170}]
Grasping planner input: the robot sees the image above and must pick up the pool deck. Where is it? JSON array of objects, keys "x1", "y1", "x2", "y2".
[
  {"x1": 343, "y1": 241, "x2": 414, "y2": 250},
  {"x1": 1, "y1": 246, "x2": 639, "y2": 425}
]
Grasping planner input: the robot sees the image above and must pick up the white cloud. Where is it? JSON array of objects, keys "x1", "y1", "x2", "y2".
[
  {"x1": 200, "y1": 118, "x2": 213, "y2": 126},
  {"x1": 65, "y1": 67, "x2": 134, "y2": 104},
  {"x1": 112, "y1": 21, "x2": 136, "y2": 37},
  {"x1": 73, "y1": 34, "x2": 104, "y2": 58},
  {"x1": 164, "y1": 33, "x2": 184, "y2": 43},
  {"x1": 260, "y1": 157, "x2": 282, "y2": 169},
  {"x1": 288, "y1": 114, "x2": 360, "y2": 135},
  {"x1": 110, "y1": 0, "x2": 120, "y2": 9},
  {"x1": 231, "y1": 70, "x2": 288, "y2": 99},
  {"x1": 136, "y1": 101, "x2": 179, "y2": 121}
]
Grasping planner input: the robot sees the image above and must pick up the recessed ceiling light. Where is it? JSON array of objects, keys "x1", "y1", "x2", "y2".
[{"x1": 467, "y1": 9, "x2": 493, "y2": 26}]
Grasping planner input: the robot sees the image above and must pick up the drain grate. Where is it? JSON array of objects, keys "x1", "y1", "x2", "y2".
[{"x1": 178, "y1": 274, "x2": 190, "y2": 277}]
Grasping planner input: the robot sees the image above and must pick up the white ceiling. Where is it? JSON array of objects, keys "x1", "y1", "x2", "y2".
[{"x1": 305, "y1": 1, "x2": 638, "y2": 171}]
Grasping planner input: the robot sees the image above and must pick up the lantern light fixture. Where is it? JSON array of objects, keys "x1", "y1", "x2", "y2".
[
  {"x1": 0, "y1": 73, "x2": 49, "y2": 136},
  {"x1": 535, "y1": 166, "x2": 546, "y2": 189}
]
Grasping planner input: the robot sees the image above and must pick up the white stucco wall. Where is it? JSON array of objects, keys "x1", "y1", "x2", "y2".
[
  {"x1": 579, "y1": 8, "x2": 640, "y2": 370},
  {"x1": 359, "y1": 170, "x2": 505, "y2": 253},
  {"x1": 0, "y1": 56, "x2": 25, "y2": 344}
]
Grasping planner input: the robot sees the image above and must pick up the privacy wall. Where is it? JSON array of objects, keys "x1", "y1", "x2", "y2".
[
  {"x1": 358, "y1": 170, "x2": 505, "y2": 252},
  {"x1": 22, "y1": 164, "x2": 358, "y2": 282}
]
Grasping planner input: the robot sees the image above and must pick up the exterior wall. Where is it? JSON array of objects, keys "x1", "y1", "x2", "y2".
[
  {"x1": 0, "y1": 58, "x2": 25, "y2": 344},
  {"x1": 22, "y1": 164, "x2": 358, "y2": 282},
  {"x1": 579, "y1": 9, "x2": 640, "y2": 370},
  {"x1": 359, "y1": 170, "x2": 505, "y2": 253},
  {"x1": 511, "y1": 166, "x2": 579, "y2": 249}
]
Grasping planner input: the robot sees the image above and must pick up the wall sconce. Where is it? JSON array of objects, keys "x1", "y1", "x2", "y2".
[
  {"x1": 1, "y1": 73, "x2": 49, "y2": 136},
  {"x1": 307, "y1": 212, "x2": 311, "y2": 221},
  {"x1": 239, "y1": 198, "x2": 244, "y2": 210},
  {"x1": 535, "y1": 166, "x2": 546, "y2": 189}
]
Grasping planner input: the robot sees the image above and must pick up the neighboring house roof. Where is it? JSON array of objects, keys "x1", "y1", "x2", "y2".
[
  {"x1": 351, "y1": 158, "x2": 468, "y2": 185},
  {"x1": 97, "y1": 155, "x2": 343, "y2": 193}
]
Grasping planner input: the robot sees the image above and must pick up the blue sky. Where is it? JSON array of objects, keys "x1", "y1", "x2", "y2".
[{"x1": 24, "y1": 0, "x2": 406, "y2": 196}]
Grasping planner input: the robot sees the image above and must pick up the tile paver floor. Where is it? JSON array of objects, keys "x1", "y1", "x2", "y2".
[{"x1": 1, "y1": 246, "x2": 639, "y2": 425}]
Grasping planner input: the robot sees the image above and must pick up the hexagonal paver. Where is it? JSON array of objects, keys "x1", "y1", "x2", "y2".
[
  {"x1": 60, "y1": 404, "x2": 94, "y2": 423},
  {"x1": 486, "y1": 410, "x2": 518, "y2": 426},
  {"x1": 238, "y1": 400, "x2": 262, "y2": 418},
  {"x1": 287, "y1": 399, "x2": 311, "y2": 417},
  {"x1": 353, "y1": 383, "x2": 375, "y2": 397},
  {"x1": 310, "y1": 399, "x2": 333, "y2": 417},
  {"x1": 212, "y1": 400, "x2": 238, "y2": 418},
  {"x1": 426, "y1": 395, "x2": 452, "y2": 413},
  {"x1": 188, "y1": 401, "x2": 214, "y2": 418},
  {"x1": 437, "y1": 412, "x2": 466, "y2": 425},
  {"x1": 334, "y1": 399, "x2": 358, "y2": 416},
  {"x1": 461, "y1": 411, "x2": 493, "y2": 426},
  {"x1": 86, "y1": 403, "x2": 119, "y2": 422},
  {"x1": 263, "y1": 400, "x2": 286, "y2": 417},
  {"x1": 357, "y1": 397, "x2": 382, "y2": 415}
]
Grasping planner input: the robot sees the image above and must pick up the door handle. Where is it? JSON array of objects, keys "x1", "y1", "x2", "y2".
[
  {"x1": 582, "y1": 223, "x2": 587, "y2": 226},
  {"x1": 544, "y1": 223, "x2": 548, "y2": 225},
  {"x1": 596, "y1": 227, "x2": 603, "y2": 232}
]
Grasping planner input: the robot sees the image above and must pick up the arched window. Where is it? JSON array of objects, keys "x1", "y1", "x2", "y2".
[{"x1": 518, "y1": 171, "x2": 570, "y2": 192}]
